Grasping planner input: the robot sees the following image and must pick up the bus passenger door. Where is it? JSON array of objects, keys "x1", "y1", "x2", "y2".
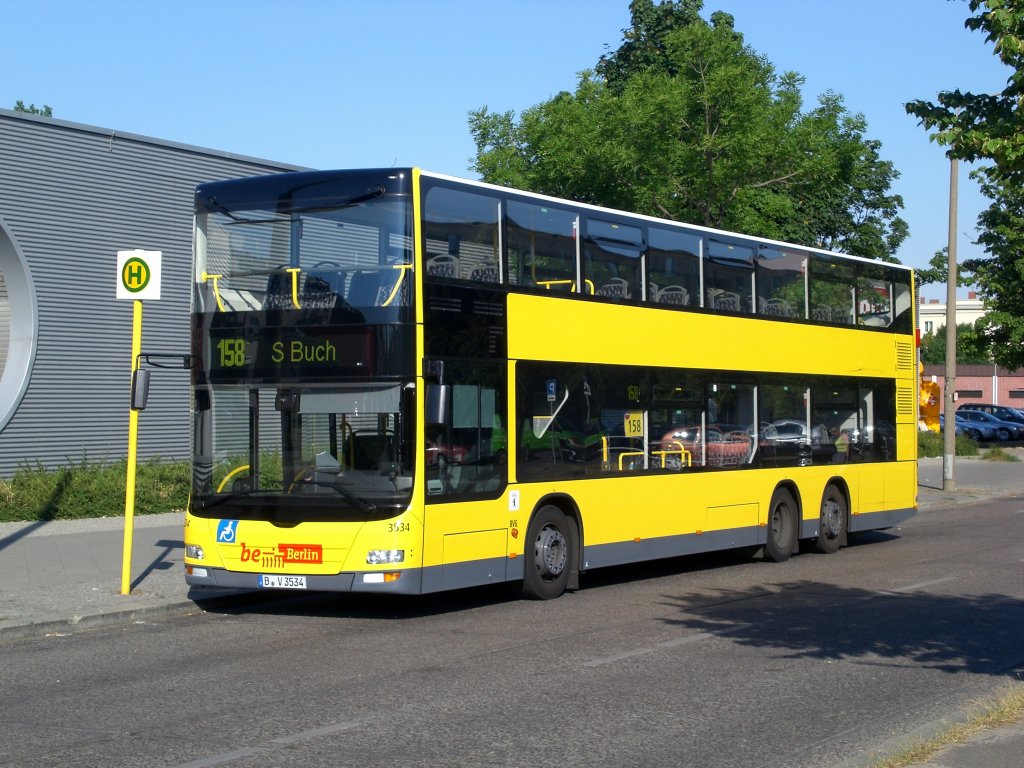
[{"x1": 422, "y1": 362, "x2": 509, "y2": 592}]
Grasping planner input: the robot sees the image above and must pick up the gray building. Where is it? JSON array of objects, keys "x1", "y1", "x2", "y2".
[{"x1": 0, "y1": 109, "x2": 302, "y2": 477}]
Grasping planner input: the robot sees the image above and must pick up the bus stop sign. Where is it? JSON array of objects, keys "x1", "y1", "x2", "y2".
[{"x1": 117, "y1": 249, "x2": 162, "y2": 301}]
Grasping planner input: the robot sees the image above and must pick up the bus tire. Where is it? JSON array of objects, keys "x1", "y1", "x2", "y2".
[
  {"x1": 814, "y1": 484, "x2": 847, "y2": 554},
  {"x1": 522, "y1": 505, "x2": 573, "y2": 600},
  {"x1": 765, "y1": 487, "x2": 798, "y2": 563}
]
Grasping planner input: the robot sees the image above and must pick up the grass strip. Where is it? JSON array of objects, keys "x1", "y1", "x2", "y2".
[{"x1": 870, "y1": 685, "x2": 1024, "y2": 768}]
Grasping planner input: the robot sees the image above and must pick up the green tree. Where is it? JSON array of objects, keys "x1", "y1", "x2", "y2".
[
  {"x1": 596, "y1": 0, "x2": 705, "y2": 89},
  {"x1": 13, "y1": 99, "x2": 52, "y2": 117},
  {"x1": 915, "y1": 247, "x2": 979, "y2": 295},
  {"x1": 915, "y1": 249, "x2": 951, "y2": 287},
  {"x1": 970, "y1": 167, "x2": 1024, "y2": 362},
  {"x1": 469, "y1": 0, "x2": 907, "y2": 259},
  {"x1": 919, "y1": 321, "x2": 992, "y2": 364},
  {"x1": 905, "y1": 0, "x2": 1024, "y2": 369}
]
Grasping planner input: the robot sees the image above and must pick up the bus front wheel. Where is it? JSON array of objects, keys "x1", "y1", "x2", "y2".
[
  {"x1": 522, "y1": 505, "x2": 574, "y2": 600},
  {"x1": 765, "y1": 487, "x2": 798, "y2": 562}
]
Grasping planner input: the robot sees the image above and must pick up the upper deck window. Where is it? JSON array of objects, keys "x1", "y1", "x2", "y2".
[
  {"x1": 423, "y1": 186, "x2": 501, "y2": 284},
  {"x1": 706, "y1": 240, "x2": 755, "y2": 313},
  {"x1": 757, "y1": 247, "x2": 807, "y2": 319},
  {"x1": 506, "y1": 200, "x2": 578, "y2": 293},
  {"x1": 647, "y1": 227, "x2": 700, "y2": 307},
  {"x1": 809, "y1": 255, "x2": 856, "y2": 325},
  {"x1": 583, "y1": 219, "x2": 643, "y2": 301}
]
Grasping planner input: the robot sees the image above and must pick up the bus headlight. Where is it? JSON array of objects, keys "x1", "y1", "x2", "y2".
[
  {"x1": 186, "y1": 544, "x2": 205, "y2": 560},
  {"x1": 366, "y1": 549, "x2": 404, "y2": 565}
]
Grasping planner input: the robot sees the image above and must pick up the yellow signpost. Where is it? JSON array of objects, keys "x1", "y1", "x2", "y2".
[{"x1": 116, "y1": 250, "x2": 161, "y2": 595}]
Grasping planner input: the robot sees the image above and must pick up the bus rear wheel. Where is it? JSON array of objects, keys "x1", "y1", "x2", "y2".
[
  {"x1": 765, "y1": 487, "x2": 798, "y2": 562},
  {"x1": 522, "y1": 505, "x2": 574, "y2": 600},
  {"x1": 814, "y1": 484, "x2": 847, "y2": 554}
]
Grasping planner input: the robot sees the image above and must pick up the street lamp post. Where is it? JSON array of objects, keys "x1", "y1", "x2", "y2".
[{"x1": 943, "y1": 156, "x2": 958, "y2": 491}]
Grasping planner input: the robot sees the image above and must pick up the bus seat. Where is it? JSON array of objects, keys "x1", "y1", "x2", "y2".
[
  {"x1": 302, "y1": 269, "x2": 346, "y2": 309},
  {"x1": 263, "y1": 269, "x2": 294, "y2": 310},
  {"x1": 347, "y1": 270, "x2": 387, "y2": 306},
  {"x1": 351, "y1": 432, "x2": 395, "y2": 470},
  {"x1": 657, "y1": 285, "x2": 688, "y2": 305},
  {"x1": 469, "y1": 265, "x2": 500, "y2": 284},
  {"x1": 426, "y1": 254, "x2": 459, "y2": 278},
  {"x1": 348, "y1": 268, "x2": 408, "y2": 306}
]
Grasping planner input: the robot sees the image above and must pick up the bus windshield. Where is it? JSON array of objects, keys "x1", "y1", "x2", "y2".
[
  {"x1": 190, "y1": 170, "x2": 417, "y2": 521},
  {"x1": 192, "y1": 381, "x2": 415, "y2": 519}
]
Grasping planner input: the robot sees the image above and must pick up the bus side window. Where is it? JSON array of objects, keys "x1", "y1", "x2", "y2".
[
  {"x1": 584, "y1": 218, "x2": 642, "y2": 301},
  {"x1": 757, "y1": 247, "x2": 806, "y2": 319},
  {"x1": 423, "y1": 185, "x2": 501, "y2": 285},
  {"x1": 706, "y1": 240, "x2": 755, "y2": 314},
  {"x1": 809, "y1": 255, "x2": 856, "y2": 325},
  {"x1": 647, "y1": 227, "x2": 699, "y2": 307},
  {"x1": 506, "y1": 201, "x2": 577, "y2": 291},
  {"x1": 706, "y1": 383, "x2": 756, "y2": 467}
]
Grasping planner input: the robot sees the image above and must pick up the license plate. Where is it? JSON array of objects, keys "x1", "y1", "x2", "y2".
[{"x1": 258, "y1": 574, "x2": 307, "y2": 590}]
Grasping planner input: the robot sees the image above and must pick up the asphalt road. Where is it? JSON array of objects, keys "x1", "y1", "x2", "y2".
[{"x1": 3, "y1": 497, "x2": 1023, "y2": 768}]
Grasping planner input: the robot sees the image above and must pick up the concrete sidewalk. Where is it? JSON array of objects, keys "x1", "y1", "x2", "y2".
[
  {"x1": 1, "y1": 451, "x2": 1022, "y2": 766},
  {"x1": 0, "y1": 511, "x2": 200, "y2": 639}
]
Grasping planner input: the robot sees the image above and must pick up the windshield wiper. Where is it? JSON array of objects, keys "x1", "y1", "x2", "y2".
[
  {"x1": 195, "y1": 490, "x2": 273, "y2": 511},
  {"x1": 290, "y1": 477, "x2": 377, "y2": 515},
  {"x1": 195, "y1": 480, "x2": 377, "y2": 515}
]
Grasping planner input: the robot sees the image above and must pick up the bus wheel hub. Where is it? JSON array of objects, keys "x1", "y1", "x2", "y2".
[
  {"x1": 535, "y1": 525, "x2": 567, "y2": 578},
  {"x1": 822, "y1": 501, "x2": 842, "y2": 539}
]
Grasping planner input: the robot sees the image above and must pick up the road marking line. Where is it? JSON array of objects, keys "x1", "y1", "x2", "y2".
[
  {"x1": 173, "y1": 719, "x2": 360, "y2": 767},
  {"x1": 890, "y1": 576, "x2": 958, "y2": 593},
  {"x1": 271, "y1": 720, "x2": 359, "y2": 745},
  {"x1": 582, "y1": 646, "x2": 659, "y2": 666},
  {"x1": 582, "y1": 625, "x2": 744, "y2": 667}
]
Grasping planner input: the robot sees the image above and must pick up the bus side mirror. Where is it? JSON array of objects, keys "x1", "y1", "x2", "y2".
[
  {"x1": 425, "y1": 384, "x2": 451, "y2": 427},
  {"x1": 131, "y1": 369, "x2": 151, "y2": 411}
]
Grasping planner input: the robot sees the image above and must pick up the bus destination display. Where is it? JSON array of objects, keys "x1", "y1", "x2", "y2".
[{"x1": 205, "y1": 326, "x2": 373, "y2": 382}]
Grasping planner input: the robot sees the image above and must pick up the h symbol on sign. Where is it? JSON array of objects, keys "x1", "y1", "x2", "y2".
[{"x1": 127, "y1": 263, "x2": 145, "y2": 283}]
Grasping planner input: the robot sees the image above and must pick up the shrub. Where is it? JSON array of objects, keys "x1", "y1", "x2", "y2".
[
  {"x1": 918, "y1": 430, "x2": 979, "y2": 458},
  {"x1": 0, "y1": 458, "x2": 190, "y2": 523}
]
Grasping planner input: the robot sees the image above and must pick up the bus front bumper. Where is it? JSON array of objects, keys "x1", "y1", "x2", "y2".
[{"x1": 184, "y1": 565, "x2": 424, "y2": 595}]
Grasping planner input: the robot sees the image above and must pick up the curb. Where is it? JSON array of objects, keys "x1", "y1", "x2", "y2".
[
  {"x1": 0, "y1": 588, "x2": 280, "y2": 643},
  {"x1": 0, "y1": 599, "x2": 204, "y2": 642}
]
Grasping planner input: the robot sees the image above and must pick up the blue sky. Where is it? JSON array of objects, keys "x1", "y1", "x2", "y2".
[{"x1": 2, "y1": 1, "x2": 1007, "y2": 299}]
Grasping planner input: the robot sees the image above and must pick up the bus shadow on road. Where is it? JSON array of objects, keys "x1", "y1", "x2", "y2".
[
  {"x1": 579, "y1": 530, "x2": 901, "y2": 592},
  {"x1": 657, "y1": 578, "x2": 1024, "y2": 677},
  {"x1": 191, "y1": 582, "x2": 523, "y2": 621}
]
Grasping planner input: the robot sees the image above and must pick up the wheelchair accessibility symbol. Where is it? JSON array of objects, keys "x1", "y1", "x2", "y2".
[{"x1": 217, "y1": 519, "x2": 239, "y2": 543}]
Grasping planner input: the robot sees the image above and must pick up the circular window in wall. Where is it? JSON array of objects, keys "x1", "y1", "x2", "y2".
[{"x1": 0, "y1": 218, "x2": 38, "y2": 432}]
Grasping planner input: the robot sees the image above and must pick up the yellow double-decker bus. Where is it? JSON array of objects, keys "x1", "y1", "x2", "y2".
[{"x1": 184, "y1": 168, "x2": 917, "y2": 600}]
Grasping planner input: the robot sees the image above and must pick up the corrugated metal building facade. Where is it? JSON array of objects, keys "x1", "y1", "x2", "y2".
[{"x1": 0, "y1": 109, "x2": 303, "y2": 477}]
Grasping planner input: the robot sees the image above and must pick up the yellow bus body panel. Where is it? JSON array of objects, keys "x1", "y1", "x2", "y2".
[{"x1": 507, "y1": 292, "x2": 902, "y2": 378}]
